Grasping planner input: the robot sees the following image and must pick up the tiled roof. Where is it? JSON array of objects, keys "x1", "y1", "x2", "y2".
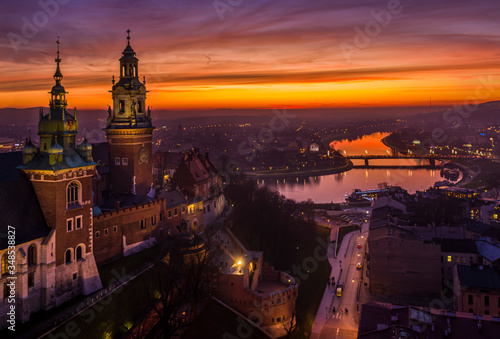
[
  {"x1": 0, "y1": 179, "x2": 51, "y2": 250},
  {"x1": 17, "y1": 147, "x2": 95, "y2": 171},
  {"x1": 475, "y1": 237, "x2": 500, "y2": 263}
]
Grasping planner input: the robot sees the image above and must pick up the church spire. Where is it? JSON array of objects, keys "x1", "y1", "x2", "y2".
[
  {"x1": 54, "y1": 37, "x2": 63, "y2": 83},
  {"x1": 127, "y1": 29, "x2": 131, "y2": 46}
]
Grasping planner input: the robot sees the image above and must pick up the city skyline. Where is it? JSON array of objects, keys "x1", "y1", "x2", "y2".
[{"x1": 1, "y1": 0, "x2": 499, "y2": 111}]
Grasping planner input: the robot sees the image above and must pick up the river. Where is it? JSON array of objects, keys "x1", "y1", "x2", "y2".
[{"x1": 265, "y1": 132, "x2": 445, "y2": 203}]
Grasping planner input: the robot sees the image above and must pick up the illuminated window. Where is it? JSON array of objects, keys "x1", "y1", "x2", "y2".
[
  {"x1": 1, "y1": 255, "x2": 8, "y2": 276},
  {"x1": 447, "y1": 256, "x2": 452, "y2": 262}
]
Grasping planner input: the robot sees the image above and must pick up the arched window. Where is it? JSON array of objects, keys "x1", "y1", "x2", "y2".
[
  {"x1": 28, "y1": 244, "x2": 37, "y2": 266},
  {"x1": 65, "y1": 249, "x2": 72, "y2": 264},
  {"x1": 76, "y1": 245, "x2": 83, "y2": 260},
  {"x1": 1, "y1": 254, "x2": 8, "y2": 276},
  {"x1": 67, "y1": 181, "x2": 80, "y2": 207}
]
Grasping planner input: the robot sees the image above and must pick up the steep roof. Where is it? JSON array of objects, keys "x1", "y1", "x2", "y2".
[
  {"x1": 0, "y1": 179, "x2": 51, "y2": 250},
  {"x1": 161, "y1": 189, "x2": 187, "y2": 209},
  {"x1": 0, "y1": 151, "x2": 23, "y2": 182}
]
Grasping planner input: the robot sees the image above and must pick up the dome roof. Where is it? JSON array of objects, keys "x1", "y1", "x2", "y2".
[
  {"x1": 22, "y1": 139, "x2": 37, "y2": 154},
  {"x1": 48, "y1": 141, "x2": 63, "y2": 154},
  {"x1": 51, "y1": 83, "x2": 66, "y2": 94},
  {"x1": 78, "y1": 138, "x2": 92, "y2": 151}
]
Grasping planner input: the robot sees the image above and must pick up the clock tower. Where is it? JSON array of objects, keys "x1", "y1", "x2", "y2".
[{"x1": 105, "y1": 30, "x2": 154, "y2": 197}]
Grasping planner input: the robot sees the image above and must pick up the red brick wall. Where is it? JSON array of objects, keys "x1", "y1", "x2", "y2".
[
  {"x1": 93, "y1": 198, "x2": 186, "y2": 264},
  {"x1": 107, "y1": 132, "x2": 153, "y2": 196},
  {"x1": 27, "y1": 169, "x2": 95, "y2": 266}
]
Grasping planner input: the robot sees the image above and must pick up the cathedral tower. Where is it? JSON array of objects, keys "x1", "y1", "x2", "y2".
[
  {"x1": 105, "y1": 30, "x2": 154, "y2": 197},
  {"x1": 18, "y1": 40, "x2": 102, "y2": 299}
]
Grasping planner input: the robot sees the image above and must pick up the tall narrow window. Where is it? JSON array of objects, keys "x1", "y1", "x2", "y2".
[
  {"x1": 28, "y1": 272, "x2": 34, "y2": 288},
  {"x1": 67, "y1": 181, "x2": 80, "y2": 208},
  {"x1": 28, "y1": 244, "x2": 37, "y2": 266},
  {"x1": 119, "y1": 100, "x2": 125, "y2": 112},
  {"x1": 65, "y1": 249, "x2": 72, "y2": 264},
  {"x1": 76, "y1": 216, "x2": 82, "y2": 230},
  {"x1": 76, "y1": 245, "x2": 83, "y2": 260}
]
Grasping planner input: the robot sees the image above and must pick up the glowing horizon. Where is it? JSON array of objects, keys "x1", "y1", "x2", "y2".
[{"x1": 1, "y1": 0, "x2": 499, "y2": 111}]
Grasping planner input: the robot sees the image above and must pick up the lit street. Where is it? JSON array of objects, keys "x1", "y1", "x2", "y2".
[{"x1": 311, "y1": 214, "x2": 370, "y2": 339}]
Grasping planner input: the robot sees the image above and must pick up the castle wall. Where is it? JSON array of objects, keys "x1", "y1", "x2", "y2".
[{"x1": 93, "y1": 198, "x2": 178, "y2": 264}]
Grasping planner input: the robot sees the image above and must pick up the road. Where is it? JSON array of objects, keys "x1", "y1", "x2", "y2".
[{"x1": 311, "y1": 214, "x2": 370, "y2": 339}]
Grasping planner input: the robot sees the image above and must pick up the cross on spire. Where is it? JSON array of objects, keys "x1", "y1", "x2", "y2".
[
  {"x1": 54, "y1": 37, "x2": 63, "y2": 82},
  {"x1": 127, "y1": 29, "x2": 131, "y2": 46},
  {"x1": 56, "y1": 36, "x2": 60, "y2": 60}
]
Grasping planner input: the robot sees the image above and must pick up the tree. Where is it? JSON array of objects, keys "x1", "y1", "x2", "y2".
[{"x1": 283, "y1": 312, "x2": 297, "y2": 339}]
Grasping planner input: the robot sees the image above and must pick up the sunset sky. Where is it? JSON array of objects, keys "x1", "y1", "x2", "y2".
[{"x1": 1, "y1": 0, "x2": 499, "y2": 111}]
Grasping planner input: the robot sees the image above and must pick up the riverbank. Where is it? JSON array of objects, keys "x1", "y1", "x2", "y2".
[{"x1": 243, "y1": 159, "x2": 353, "y2": 178}]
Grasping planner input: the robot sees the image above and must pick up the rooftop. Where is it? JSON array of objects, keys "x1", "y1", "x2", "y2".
[
  {"x1": 433, "y1": 238, "x2": 478, "y2": 254},
  {"x1": 0, "y1": 179, "x2": 51, "y2": 250},
  {"x1": 358, "y1": 301, "x2": 500, "y2": 339},
  {"x1": 456, "y1": 265, "x2": 500, "y2": 290},
  {"x1": 475, "y1": 237, "x2": 500, "y2": 263}
]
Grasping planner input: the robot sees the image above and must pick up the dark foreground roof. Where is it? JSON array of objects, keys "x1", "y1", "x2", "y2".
[
  {"x1": 0, "y1": 179, "x2": 51, "y2": 250},
  {"x1": 359, "y1": 301, "x2": 500, "y2": 339},
  {"x1": 0, "y1": 151, "x2": 23, "y2": 182}
]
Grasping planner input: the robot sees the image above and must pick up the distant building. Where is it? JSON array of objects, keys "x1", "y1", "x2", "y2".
[
  {"x1": 0, "y1": 138, "x2": 15, "y2": 153},
  {"x1": 453, "y1": 265, "x2": 500, "y2": 316},
  {"x1": 358, "y1": 301, "x2": 500, "y2": 338},
  {"x1": 368, "y1": 226, "x2": 442, "y2": 301},
  {"x1": 215, "y1": 229, "x2": 298, "y2": 338}
]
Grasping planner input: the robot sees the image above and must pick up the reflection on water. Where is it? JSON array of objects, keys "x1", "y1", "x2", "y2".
[
  {"x1": 265, "y1": 168, "x2": 439, "y2": 203},
  {"x1": 265, "y1": 132, "x2": 442, "y2": 203}
]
